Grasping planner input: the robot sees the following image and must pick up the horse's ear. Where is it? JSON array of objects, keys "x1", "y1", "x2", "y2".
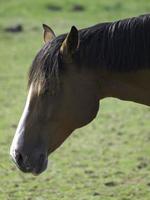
[
  {"x1": 60, "y1": 26, "x2": 79, "y2": 57},
  {"x1": 43, "y1": 24, "x2": 56, "y2": 43}
]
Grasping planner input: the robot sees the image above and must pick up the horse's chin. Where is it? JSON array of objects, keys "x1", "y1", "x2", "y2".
[{"x1": 31, "y1": 158, "x2": 48, "y2": 176}]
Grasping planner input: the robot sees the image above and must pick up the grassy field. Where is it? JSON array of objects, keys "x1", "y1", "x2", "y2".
[{"x1": 0, "y1": 0, "x2": 150, "y2": 199}]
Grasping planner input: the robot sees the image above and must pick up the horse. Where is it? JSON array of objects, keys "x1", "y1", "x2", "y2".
[{"x1": 10, "y1": 14, "x2": 150, "y2": 175}]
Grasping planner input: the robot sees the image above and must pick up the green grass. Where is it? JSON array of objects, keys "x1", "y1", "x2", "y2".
[{"x1": 0, "y1": 0, "x2": 150, "y2": 199}]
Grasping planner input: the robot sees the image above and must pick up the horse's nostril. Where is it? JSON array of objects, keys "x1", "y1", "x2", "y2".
[
  {"x1": 15, "y1": 150, "x2": 23, "y2": 166},
  {"x1": 14, "y1": 150, "x2": 32, "y2": 172}
]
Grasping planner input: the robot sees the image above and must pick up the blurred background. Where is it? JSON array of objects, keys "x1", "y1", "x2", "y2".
[{"x1": 0, "y1": 0, "x2": 150, "y2": 199}]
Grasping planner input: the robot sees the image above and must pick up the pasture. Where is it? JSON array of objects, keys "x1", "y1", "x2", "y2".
[{"x1": 0, "y1": 0, "x2": 150, "y2": 199}]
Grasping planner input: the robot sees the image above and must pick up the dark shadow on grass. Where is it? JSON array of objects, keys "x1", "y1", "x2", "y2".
[
  {"x1": 105, "y1": 181, "x2": 117, "y2": 187},
  {"x1": 4, "y1": 24, "x2": 23, "y2": 33},
  {"x1": 46, "y1": 4, "x2": 62, "y2": 12},
  {"x1": 71, "y1": 4, "x2": 85, "y2": 12},
  {"x1": 93, "y1": 192, "x2": 101, "y2": 196}
]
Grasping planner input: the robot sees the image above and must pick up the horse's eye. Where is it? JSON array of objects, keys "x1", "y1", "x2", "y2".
[
  {"x1": 42, "y1": 88, "x2": 49, "y2": 96},
  {"x1": 42, "y1": 88, "x2": 56, "y2": 97}
]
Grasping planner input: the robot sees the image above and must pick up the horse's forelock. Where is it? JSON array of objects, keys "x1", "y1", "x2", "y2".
[{"x1": 28, "y1": 35, "x2": 66, "y2": 95}]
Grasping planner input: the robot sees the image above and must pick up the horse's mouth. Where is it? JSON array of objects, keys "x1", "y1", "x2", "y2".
[{"x1": 16, "y1": 158, "x2": 48, "y2": 175}]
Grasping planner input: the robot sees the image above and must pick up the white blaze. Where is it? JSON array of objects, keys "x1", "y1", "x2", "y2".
[{"x1": 10, "y1": 85, "x2": 33, "y2": 159}]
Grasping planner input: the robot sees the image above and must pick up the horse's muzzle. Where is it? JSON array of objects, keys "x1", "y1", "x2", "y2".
[{"x1": 10, "y1": 149, "x2": 48, "y2": 175}]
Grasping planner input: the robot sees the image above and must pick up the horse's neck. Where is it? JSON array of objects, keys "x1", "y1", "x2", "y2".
[{"x1": 98, "y1": 69, "x2": 150, "y2": 106}]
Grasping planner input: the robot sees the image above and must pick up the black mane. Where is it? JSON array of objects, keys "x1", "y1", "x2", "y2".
[
  {"x1": 78, "y1": 14, "x2": 150, "y2": 71},
  {"x1": 29, "y1": 14, "x2": 150, "y2": 92}
]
